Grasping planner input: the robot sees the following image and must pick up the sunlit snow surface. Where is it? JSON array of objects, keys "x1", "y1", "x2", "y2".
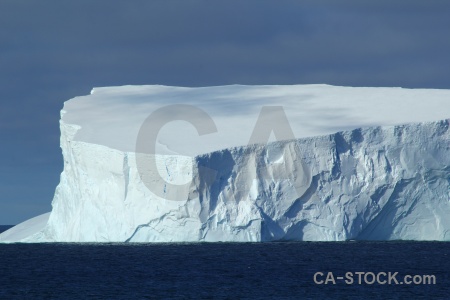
[
  {"x1": 0, "y1": 213, "x2": 50, "y2": 243},
  {"x1": 2, "y1": 84, "x2": 450, "y2": 243},
  {"x1": 64, "y1": 84, "x2": 449, "y2": 156}
]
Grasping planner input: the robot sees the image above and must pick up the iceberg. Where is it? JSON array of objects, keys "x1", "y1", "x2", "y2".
[
  {"x1": 2, "y1": 84, "x2": 449, "y2": 242},
  {"x1": 0, "y1": 213, "x2": 50, "y2": 243}
]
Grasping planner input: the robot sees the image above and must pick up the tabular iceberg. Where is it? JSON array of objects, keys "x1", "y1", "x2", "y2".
[{"x1": 1, "y1": 84, "x2": 449, "y2": 242}]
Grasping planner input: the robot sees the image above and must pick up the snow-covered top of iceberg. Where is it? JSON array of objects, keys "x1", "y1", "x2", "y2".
[{"x1": 62, "y1": 84, "x2": 450, "y2": 156}]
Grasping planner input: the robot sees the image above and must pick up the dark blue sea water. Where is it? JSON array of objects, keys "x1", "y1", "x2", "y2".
[{"x1": 0, "y1": 239, "x2": 448, "y2": 299}]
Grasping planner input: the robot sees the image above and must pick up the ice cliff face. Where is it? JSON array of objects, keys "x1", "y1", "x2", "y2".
[
  {"x1": 3, "y1": 84, "x2": 449, "y2": 243},
  {"x1": 26, "y1": 118, "x2": 450, "y2": 242}
]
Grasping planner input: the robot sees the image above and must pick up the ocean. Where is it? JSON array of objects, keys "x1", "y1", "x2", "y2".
[{"x1": 0, "y1": 225, "x2": 448, "y2": 299}]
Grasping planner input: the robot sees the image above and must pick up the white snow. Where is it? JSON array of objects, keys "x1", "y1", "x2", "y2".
[
  {"x1": 0, "y1": 213, "x2": 50, "y2": 243},
  {"x1": 63, "y1": 84, "x2": 450, "y2": 156},
  {"x1": 3, "y1": 84, "x2": 450, "y2": 243}
]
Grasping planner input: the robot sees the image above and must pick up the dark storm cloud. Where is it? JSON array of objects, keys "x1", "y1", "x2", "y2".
[{"x1": 1, "y1": 0, "x2": 450, "y2": 224}]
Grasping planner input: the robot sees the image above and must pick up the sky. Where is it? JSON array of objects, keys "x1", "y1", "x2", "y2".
[{"x1": 1, "y1": 0, "x2": 450, "y2": 225}]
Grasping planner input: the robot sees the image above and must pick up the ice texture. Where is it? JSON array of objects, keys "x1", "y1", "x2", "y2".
[
  {"x1": 0, "y1": 213, "x2": 50, "y2": 242},
  {"x1": 2, "y1": 84, "x2": 450, "y2": 242}
]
